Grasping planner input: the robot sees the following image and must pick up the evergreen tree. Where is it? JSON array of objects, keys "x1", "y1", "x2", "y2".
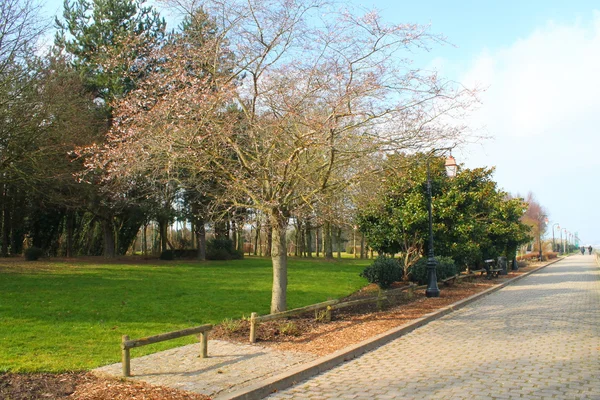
[{"x1": 55, "y1": 0, "x2": 165, "y2": 100}]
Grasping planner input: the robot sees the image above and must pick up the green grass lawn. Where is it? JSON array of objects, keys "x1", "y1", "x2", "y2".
[{"x1": 0, "y1": 256, "x2": 370, "y2": 373}]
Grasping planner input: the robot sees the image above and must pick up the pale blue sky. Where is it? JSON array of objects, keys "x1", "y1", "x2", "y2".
[{"x1": 41, "y1": 0, "x2": 600, "y2": 245}]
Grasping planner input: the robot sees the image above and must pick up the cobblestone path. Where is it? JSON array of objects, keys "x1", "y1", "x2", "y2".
[{"x1": 268, "y1": 255, "x2": 600, "y2": 399}]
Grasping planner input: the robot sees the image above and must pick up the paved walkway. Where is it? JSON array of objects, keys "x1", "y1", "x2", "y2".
[
  {"x1": 95, "y1": 339, "x2": 317, "y2": 397},
  {"x1": 267, "y1": 255, "x2": 600, "y2": 399}
]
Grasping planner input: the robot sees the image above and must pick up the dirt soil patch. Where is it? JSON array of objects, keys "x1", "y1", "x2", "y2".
[{"x1": 2, "y1": 263, "x2": 544, "y2": 400}]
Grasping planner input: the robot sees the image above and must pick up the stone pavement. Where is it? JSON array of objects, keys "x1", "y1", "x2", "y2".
[
  {"x1": 267, "y1": 255, "x2": 600, "y2": 399},
  {"x1": 95, "y1": 339, "x2": 317, "y2": 397}
]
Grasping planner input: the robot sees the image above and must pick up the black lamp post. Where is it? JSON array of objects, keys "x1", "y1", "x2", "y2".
[
  {"x1": 552, "y1": 223, "x2": 559, "y2": 253},
  {"x1": 425, "y1": 152, "x2": 458, "y2": 298}
]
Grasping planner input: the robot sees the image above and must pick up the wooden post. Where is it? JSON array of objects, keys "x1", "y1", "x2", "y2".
[
  {"x1": 249, "y1": 312, "x2": 257, "y2": 343},
  {"x1": 199, "y1": 331, "x2": 208, "y2": 358},
  {"x1": 325, "y1": 306, "x2": 332, "y2": 322},
  {"x1": 122, "y1": 335, "x2": 130, "y2": 377}
]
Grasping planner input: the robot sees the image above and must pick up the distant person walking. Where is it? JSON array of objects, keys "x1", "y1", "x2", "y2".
[
  {"x1": 588, "y1": 245, "x2": 593, "y2": 255},
  {"x1": 581, "y1": 246, "x2": 585, "y2": 255}
]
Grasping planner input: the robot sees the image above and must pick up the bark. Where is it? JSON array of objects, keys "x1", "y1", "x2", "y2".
[
  {"x1": 315, "y1": 226, "x2": 320, "y2": 257},
  {"x1": 142, "y1": 223, "x2": 147, "y2": 256},
  {"x1": 102, "y1": 217, "x2": 116, "y2": 258},
  {"x1": 270, "y1": 214, "x2": 288, "y2": 313},
  {"x1": 305, "y1": 220, "x2": 312, "y2": 257},
  {"x1": 360, "y1": 234, "x2": 365, "y2": 259},
  {"x1": 293, "y1": 218, "x2": 300, "y2": 257},
  {"x1": 324, "y1": 221, "x2": 333, "y2": 259},
  {"x1": 195, "y1": 219, "x2": 206, "y2": 260},
  {"x1": 264, "y1": 222, "x2": 272, "y2": 257},
  {"x1": 158, "y1": 216, "x2": 168, "y2": 252},
  {"x1": 65, "y1": 211, "x2": 74, "y2": 258},
  {"x1": 1, "y1": 186, "x2": 9, "y2": 257},
  {"x1": 254, "y1": 220, "x2": 260, "y2": 256},
  {"x1": 231, "y1": 219, "x2": 237, "y2": 250},
  {"x1": 337, "y1": 227, "x2": 342, "y2": 259}
]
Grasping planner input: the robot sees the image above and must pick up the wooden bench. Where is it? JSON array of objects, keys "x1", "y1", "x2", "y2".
[{"x1": 483, "y1": 259, "x2": 502, "y2": 279}]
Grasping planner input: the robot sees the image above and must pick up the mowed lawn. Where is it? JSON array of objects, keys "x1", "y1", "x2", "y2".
[{"x1": 0, "y1": 256, "x2": 369, "y2": 372}]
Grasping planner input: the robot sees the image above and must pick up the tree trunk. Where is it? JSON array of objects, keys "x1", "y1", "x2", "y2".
[
  {"x1": 65, "y1": 211, "x2": 74, "y2": 258},
  {"x1": 360, "y1": 234, "x2": 365, "y2": 259},
  {"x1": 337, "y1": 227, "x2": 342, "y2": 259},
  {"x1": 264, "y1": 222, "x2": 273, "y2": 257},
  {"x1": 142, "y1": 222, "x2": 148, "y2": 256},
  {"x1": 315, "y1": 226, "x2": 320, "y2": 257},
  {"x1": 102, "y1": 217, "x2": 116, "y2": 258},
  {"x1": 254, "y1": 220, "x2": 260, "y2": 256},
  {"x1": 270, "y1": 213, "x2": 288, "y2": 313},
  {"x1": 294, "y1": 218, "x2": 300, "y2": 257},
  {"x1": 305, "y1": 220, "x2": 312, "y2": 258},
  {"x1": 195, "y1": 219, "x2": 206, "y2": 260},
  {"x1": 231, "y1": 219, "x2": 238, "y2": 250},
  {"x1": 1, "y1": 186, "x2": 9, "y2": 257},
  {"x1": 324, "y1": 221, "x2": 333, "y2": 259},
  {"x1": 158, "y1": 217, "x2": 168, "y2": 252}
]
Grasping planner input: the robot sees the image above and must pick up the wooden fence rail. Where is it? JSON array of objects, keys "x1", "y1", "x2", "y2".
[
  {"x1": 249, "y1": 299, "x2": 340, "y2": 343},
  {"x1": 121, "y1": 324, "x2": 212, "y2": 377},
  {"x1": 249, "y1": 285, "x2": 416, "y2": 343}
]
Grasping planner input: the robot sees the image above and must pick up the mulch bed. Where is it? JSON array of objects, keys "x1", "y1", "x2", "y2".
[
  {"x1": 2, "y1": 264, "x2": 542, "y2": 400},
  {"x1": 0, "y1": 372, "x2": 210, "y2": 400}
]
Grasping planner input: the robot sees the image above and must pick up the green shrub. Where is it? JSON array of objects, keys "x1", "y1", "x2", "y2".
[
  {"x1": 24, "y1": 247, "x2": 43, "y2": 261},
  {"x1": 159, "y1": 250, "x2": 175, "y2": 260},
  {"x1": 359, "y1": 255, "x2": 402, "y2": 289},
  {"x1": 221, "y1": 318, "x2": 243, "y2": 334},
  {"x1": 277, "y1": 321, "x2": 300, "y2": 336},
  {"x1": 205, "y1": 238, "x2": 244, "y2": 260},
  {"x1": 408, "y1": 256, "x2": 457, "y2": 285},
  {"x1": 206, "y1": 247, "x2": 231, "y2": 260}
]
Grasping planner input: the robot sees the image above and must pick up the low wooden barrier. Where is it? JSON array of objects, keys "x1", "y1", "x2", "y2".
[
  {"x1": 249, "y1": 285, "x2": 416, "y2": 343},
  {"x1": 121, "y1": 324, "x2": 212, "y2": 377},
  {"x1": 249, "y1": 299, "x2": 339, "y2": 343}
]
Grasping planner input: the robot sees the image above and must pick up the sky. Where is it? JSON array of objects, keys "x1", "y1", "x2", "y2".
[{"x1": 40, "y1": 0, "x2": 600, "y2": 245}]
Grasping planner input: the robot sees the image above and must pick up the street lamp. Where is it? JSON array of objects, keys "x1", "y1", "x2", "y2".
[
  {"x1": 425, "y1": 151, "x2": 458, "y2": 298},
  {"x1": 538, "y1": 217, "x2": 548, "y2": 261},
  {"x1": 561, "y1": 228, "x2": 566, "y2": 254},
  {"x1": 552, "y1": 223, "x2": 560, "y2": 253}
]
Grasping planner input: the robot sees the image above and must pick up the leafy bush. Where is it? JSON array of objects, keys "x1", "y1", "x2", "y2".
[
  {"x1": 24, "y1": 247, "x2": 43, "y2": 261},
  {"x1": 220, "y1": 318, "x2": 243, "y2": 334},
  {"x1": 159, "y1": 250, "x2": 175, "y2": 260},
  {"x1": 277, "y1": 321, "x2": 300, "y2": 336},
  {"x1": 408, "y1": 256, "x2": 457, "y2": 285},
  {"x1": 516, "y1": 253, "x2": 539, "y2": 261},
  {"x1": 206, "y1": 248, "x2": 231, "y2": 260},
  {"x1": 206, "y1": 238, "x2": 244, "y2": 260},
  {"x1": 359, "y1": 256, "x2": 402, "y2": 289}
]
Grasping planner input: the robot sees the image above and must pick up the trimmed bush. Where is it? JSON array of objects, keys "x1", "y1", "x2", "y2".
[
  {"x1": 207, "y1": 247, "x2": 231, "y2": 260},
  {"x1": 206, "y1": 238, "x2": 244, "y2": 260},
  {"x1": 408, "y1": 256, "x2": 457, "y2": 285},
  {"x1": 24, "y1": 247, "x2": 43, "y2": 261},
  {"x1": 159, "y1": 250, "x2": 175, "y2": 260},
  {"x1": 359, "y1": 255, "x2": 402, "y2": 289}
]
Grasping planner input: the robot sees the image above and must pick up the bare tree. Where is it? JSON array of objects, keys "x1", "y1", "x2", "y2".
[{"x1": 91, "y1": 0, "x2": 477, "y2": 312}]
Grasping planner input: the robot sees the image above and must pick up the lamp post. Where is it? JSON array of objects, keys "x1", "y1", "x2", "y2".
[
  {"x1": 425, "y1": 151, "x2": 458, "y2": 298},
  {"x1": 552, "y1": 223, "x2": 560, "y2": 253},
  {"x1": 538, "y1": 216, "x2": 547, "y2": 261},
  {"x1": 561, "y1": 228, "x2": 565, "y2": 254}
]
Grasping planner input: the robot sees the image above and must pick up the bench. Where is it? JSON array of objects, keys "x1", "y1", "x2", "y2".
[{"x1": 483, "y1": 259, "x2": 502, "y2": 279}]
